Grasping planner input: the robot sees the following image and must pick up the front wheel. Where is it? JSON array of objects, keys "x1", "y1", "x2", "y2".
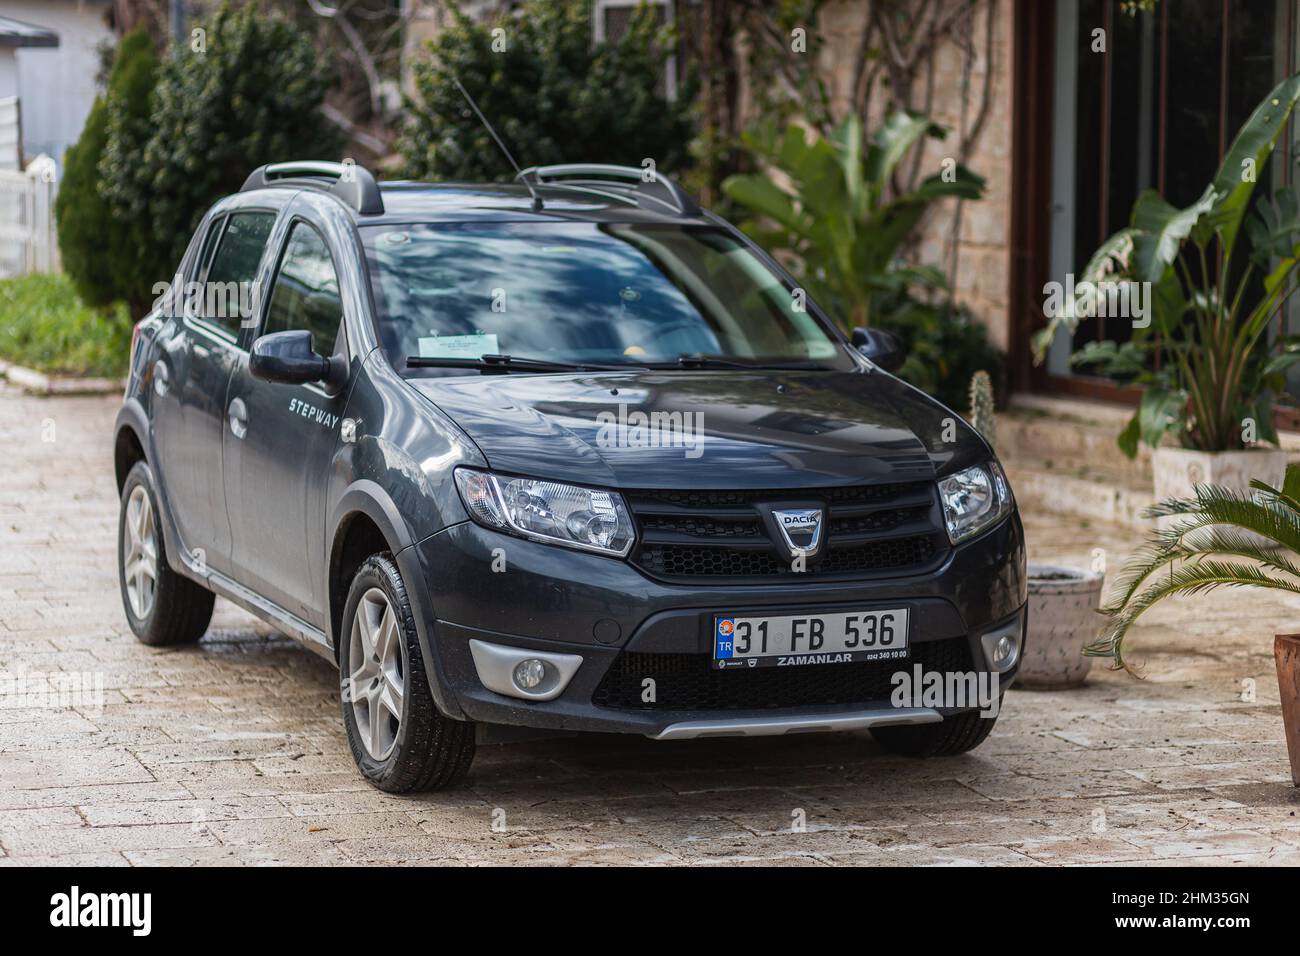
[
  {"x1": 871, "y1": 709, "x2": 997, "y2": 757},
  {"x1": 338, "y1": 554, "x2": 475, "y2": 792}
]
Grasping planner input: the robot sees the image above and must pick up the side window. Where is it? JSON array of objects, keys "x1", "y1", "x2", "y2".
[
  {"x1": 194, "y1": 215, "x2": 225, "y2": 285},
  {"x1": 202, "y1": 212, "x2": 276, "y2": 338},
  {"x1": 263, "y1": 222, "x2": 343, "y2": 358}
]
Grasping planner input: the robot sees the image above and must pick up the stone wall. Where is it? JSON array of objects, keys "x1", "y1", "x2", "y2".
[{"x1": 812, "y1": 0, "x2": 1015, "y2": 352}]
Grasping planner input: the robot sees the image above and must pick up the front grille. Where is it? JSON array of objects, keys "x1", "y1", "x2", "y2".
[
  {"x1": 637, "y1": 535, "x2": 939, "y2": 578},
  {"x1": 626, "y1": 480, "x2": 947, "y2": 581},
  {"x1": 592, "y1": 636, "x2": 973, "y2": 711}
]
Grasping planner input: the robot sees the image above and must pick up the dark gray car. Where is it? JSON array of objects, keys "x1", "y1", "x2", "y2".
[{"x1": 114, "y1": 161, "x2": 1026, "y2": 791}]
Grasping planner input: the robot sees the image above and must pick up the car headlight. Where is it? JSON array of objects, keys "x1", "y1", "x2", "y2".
[
  {"x1": 938, "y1": 461, "x2": 1013, "y2": 544},
  {"x1": 454, "y1": 468, "x2": 635, "y2": 556}
]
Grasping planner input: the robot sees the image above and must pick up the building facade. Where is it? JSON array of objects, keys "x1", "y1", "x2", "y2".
[{"x1": 404, "y1": 0, "x2": 1298, "y2": 408}]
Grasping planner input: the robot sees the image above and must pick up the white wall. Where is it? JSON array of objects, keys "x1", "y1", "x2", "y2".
[{"x1": 5, "y1": 0, "x2": 112, "y2": 170}]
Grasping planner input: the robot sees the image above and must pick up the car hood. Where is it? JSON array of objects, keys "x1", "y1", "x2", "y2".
[{"x1": 408, "y1": 369, "x2": 989, "y2": 489}]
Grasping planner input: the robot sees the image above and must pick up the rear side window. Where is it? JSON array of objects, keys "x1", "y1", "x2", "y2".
[
  {"x1": 203, "y1": 212, "x2": 276, "y2": 338},
  {"x1": 194, "y1": 214, "x2": 225, "y2": 284},
  {"x1": 263, "y1": 221, "x2": 344, "y2": 357}
]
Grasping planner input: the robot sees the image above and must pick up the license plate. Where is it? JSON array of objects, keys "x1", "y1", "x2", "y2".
[{"x1": 713, "y1": 609, "x2": 909, "y2": 669}]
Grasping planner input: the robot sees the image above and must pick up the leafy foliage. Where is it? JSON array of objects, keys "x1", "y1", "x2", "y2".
[
  {"x1": 0, "y1": 274, "x2": 132, "y2": 378},
  {"x1": 400, "y1": 0, "x2": 694, "y2": 182},
  {"x1": 1034, "y1": 74, "x2": 1300, "y2": 456},
  {"x1": 722, "y1": 113, "x2": 984, "y2": 332},
  {"x1": 55, "y1": 28, "x2": 157, "y2": 311},
  {"x1": 1096, "y1": 465, "x2": 1300, "y2": 671},
  {"x1": 101, "y1": 2, "x2": 340, "y2": 306},
  {"x1": 720, "y1": 112, "x2": 999, "y2": 406},
  {"x1": 873, "y1": 294, "x2": 1004, "y2": 410}
]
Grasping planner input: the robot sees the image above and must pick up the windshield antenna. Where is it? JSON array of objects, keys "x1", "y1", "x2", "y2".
[{"x1": 452, "y1": 78, "x2": 543, "y2": 211}]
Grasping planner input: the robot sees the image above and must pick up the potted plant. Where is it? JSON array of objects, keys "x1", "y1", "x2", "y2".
[
  {"x1": 1095, "y1": 466, "x2": 1300, "y2": 786},
  {"x1": 1032, "y1": 76, "x2": 1300, "y2": 512}
]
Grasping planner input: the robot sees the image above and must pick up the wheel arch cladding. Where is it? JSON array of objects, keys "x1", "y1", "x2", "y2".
[
  {"x1": 329, "y1": 511, "x2": 393, "y2": 657},
  {"x1": 113, "y1": 402, "x2": 151, "y2": 492},
  {"x1": 115, "y1": 426, "x2": 147, "y2": 492},
  {"x1": 327, "y1": 482, "x2": 413, "y2": 654}
]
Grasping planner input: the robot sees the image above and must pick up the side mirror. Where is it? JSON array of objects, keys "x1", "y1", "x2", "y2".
[
  {"x1": 851, "y1": 327, "x2": 906, "y2": 373},
  {"x1": 249, "y1": 330, "x2": 343, "y2": 390}
]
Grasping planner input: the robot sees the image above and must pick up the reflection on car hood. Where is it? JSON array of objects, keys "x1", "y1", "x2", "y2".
[{"x1": 408, "y1": 369, "x2": 988, "y2": 489}]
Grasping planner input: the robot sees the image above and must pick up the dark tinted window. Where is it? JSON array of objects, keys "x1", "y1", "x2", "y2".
[
  {"x1": 204, "y1": 212, "x2": 275, "y2": 337},
  {"x1": 263, "y1": 222, "x2": 343, "y2": 358}
]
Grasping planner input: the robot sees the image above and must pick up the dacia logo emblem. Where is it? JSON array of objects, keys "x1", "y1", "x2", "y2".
[{"x1": 772, "y1": 507, "x2": 824, "y2": 558}]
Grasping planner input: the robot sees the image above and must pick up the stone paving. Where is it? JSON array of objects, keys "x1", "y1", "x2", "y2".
[{"x1": 1, "y1": 384, "x2": 1299, "y2": 866}]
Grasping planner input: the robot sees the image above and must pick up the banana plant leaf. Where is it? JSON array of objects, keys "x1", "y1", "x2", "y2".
[{"x1": 722, "y1": 111, "x2": 985, "y2": 333}]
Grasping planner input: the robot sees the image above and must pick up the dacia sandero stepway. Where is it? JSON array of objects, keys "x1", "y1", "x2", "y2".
[{"x1": 114, "y1": 161, "x2": 1026, "y2": 791}]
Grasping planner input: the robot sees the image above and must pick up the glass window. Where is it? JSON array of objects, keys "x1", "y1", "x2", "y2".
[
  {"x1": 360, "y1": 222, "x2": 851, "y2": 372},
  {"x1": 194, "y1": 215, "x2": 225, "y2": 285},
  {"x1": 203, "y1": 212, "x2": 275, "y2": 337},
  {"x1": 1049, "y1": 0, "x2": 1282, "y2": 380},
  {"x1": 263, "y1": 222, "x2": 344, "y2": 358}
]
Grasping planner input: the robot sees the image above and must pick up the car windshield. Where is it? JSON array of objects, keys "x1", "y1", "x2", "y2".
[{"x1": 359, "y1": 222, "x2": 853, "y2": 372}]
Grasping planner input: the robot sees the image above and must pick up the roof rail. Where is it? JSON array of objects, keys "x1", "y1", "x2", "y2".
[
  {"x1": 516, "y1": 164, "x2": 701, "y2": 216},
  {"x1": 240, "y1": 160, "x2": 385, "y2": 215}
]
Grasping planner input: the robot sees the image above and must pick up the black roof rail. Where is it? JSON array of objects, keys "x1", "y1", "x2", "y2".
[
  {"x1": 516, "y1": 163, "x2": 701, "y2": 216},
  {"x1": 240, "y1": 160, "x2": 384, "y2": 215}
]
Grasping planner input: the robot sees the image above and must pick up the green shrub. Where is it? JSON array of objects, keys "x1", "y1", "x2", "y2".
[
  {"x1": 101, "y1": 2, "x2": 340, "y2": 293},
  {"x1": 56, "y1": 28, "x2": 157, "y2": 312},
  {"x1": 874, "y1": 295, "x2": 1005, "y2": 412},
  {"x1": 0, "y1": 274, "x2": 131, "y2": 378},
  {"x1": 401, "y1": 0, "x2": 694, "y2": 182}
]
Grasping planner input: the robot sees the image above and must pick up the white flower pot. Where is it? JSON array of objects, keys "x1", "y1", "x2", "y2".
[
  {"x1": 1020, "y1": 564, "x2": 1105, "y2": 688},
  {"x1": 1151, "y1": 446, "x2": 1289, "y2": 547}
]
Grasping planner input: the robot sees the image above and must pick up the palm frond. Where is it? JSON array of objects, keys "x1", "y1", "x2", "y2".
[
  {"x1": 1141, "y1": 484, "x2": 1300, "y2": 553},
  {"x1": 1101, "y1": 520, "x2": 1300, "y2": 614},
  {"x1": 1094, "y1": 559, "x2": 1300, "y2": 671},
  {"x1": 1088, "y1": 466, "x2": 1300, "y2": 671}
]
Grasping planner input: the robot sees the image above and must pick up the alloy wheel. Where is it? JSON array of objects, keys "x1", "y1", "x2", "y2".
[
  {"x1": 123, "y1": 485, "x2": 158, "y2": 620},
  {"x1": 347, "y1": 587, "x2": 405, "y2": 760}
]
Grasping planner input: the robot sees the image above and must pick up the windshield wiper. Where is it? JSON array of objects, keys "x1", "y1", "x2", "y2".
[
  {"x1": 405, "y1": 353, "x2": 632, "y2": 374},
  {"x1": 671, "y1": 354, "x2": 831, "y2": 371}
]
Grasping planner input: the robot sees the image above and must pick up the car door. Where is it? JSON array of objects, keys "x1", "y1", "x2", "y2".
[
  {"x1": 223, "y1": 215, "x2": 352, "y2": 624},
  {"x1": 151, "y1": 209, "x2": 277, "y2": 576}
]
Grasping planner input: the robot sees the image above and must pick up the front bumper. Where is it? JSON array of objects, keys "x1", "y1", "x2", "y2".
[{"x1": 403, "y1": 511, "x2": 1027, "y2": 737}]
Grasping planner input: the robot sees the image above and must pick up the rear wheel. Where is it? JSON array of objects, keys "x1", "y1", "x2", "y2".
[
  {"x1": 339, "y1": 554, "x2": 475, "y2": 792},
  {"x1": 871, "y1": 710, "x2": 997, "y2": 757},
  {"x1": 118, "y1": 462, "x2": 214, "y2": 646}
]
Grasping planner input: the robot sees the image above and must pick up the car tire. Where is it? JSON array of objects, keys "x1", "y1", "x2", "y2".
[
  {"x1": 118, "y1": 461, "x2": 215, "y2": 647},
  {"x1": 338, "y1": 553, "x2": 475, "y2": 792},
  {"x1": 871, "y1": 709, "x2": 997, "y2": 758}
]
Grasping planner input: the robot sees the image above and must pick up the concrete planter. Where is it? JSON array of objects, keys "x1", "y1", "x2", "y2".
[
  {"x1": 1020, "y1": 564, "x2": 1105, "y2": 688},
  {"x1": 1152, "y1": 447, "x2": 1288, "y2": 545}
]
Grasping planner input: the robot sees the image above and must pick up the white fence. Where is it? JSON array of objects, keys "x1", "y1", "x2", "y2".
[{"x1": 0, "y1": 154, "x2": 59, "y2": 277}]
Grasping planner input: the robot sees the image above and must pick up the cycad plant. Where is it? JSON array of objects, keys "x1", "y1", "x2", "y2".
[{"x1": 1094, "y1": 465, "x2": 1300, "y2": 670}]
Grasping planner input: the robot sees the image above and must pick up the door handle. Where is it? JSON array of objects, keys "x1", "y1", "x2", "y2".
[
  {"x1": 193, "y1": 344, "x2": 210, "y2": 359},
  {"x1": 228, "y1": 397, "x2": 248, "y2": 440}
]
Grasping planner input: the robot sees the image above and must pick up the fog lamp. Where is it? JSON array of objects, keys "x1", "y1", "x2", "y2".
[
  {"x1": 513, "y1": 659, "x2": 547, "y2": 691},
  {"x1": 993, "y1": 635, "x2": 1016, "y2": 666}
]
